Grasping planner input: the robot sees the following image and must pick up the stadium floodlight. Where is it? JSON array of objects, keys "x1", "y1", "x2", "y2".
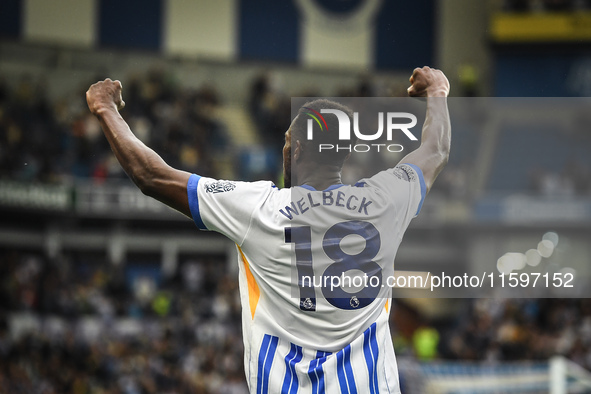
[
  {"x1": 543, "y1": 231, "x2": 559, "y2": 248},
  {"x1": 537, "y1": 239, "x2": 555, "y2": 258},
  {"x1": 526, "y1": 248, "x2": 542, "y2": 267}
]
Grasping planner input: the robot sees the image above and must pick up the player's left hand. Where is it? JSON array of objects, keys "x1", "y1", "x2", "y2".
[{"x1": 86, "y1": 78, "x2": 126, "y2": 115}]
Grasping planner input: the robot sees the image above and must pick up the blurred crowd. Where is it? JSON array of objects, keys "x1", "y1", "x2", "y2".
[
  {"x1": 4, "y1": 56, "x2": 591, "y2": 203},
  {"x1": 0, "y1": 69, "x2": 403, "y2": 186},
  {"x1": 0, "y1": 69, "x2": 482, "y2": 196},
  {"x1": 529, "y1": 160, "x2": 591, "y2": 196},
  {"x1": 0, "y1": 250, "x2": 246, "y2": 393},
  {"x1": 0, "y1": 70, "x2": 228, "y2": 184},
  {"x1": 396, "y1": 298, "x2": 591, "y2": 367},
  {"x1": 454, "y1": 298, "x2": 591, "y2": 366},
  {"x1": 2, "y1": 250, "x2": 591, "y2": 393}
]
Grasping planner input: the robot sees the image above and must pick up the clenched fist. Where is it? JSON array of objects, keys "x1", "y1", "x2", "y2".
[
  {"x1": 407, "y1": 66, "x2": 450, "y2": 98},
  {"x1": 86, "y1": 78, "x2": 126, "y2": 115}
]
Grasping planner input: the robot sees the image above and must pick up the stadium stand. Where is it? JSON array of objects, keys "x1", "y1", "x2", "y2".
[
  {"x1": 488, "y1": 123, "x2": 591, "y2": 194},
  {"x1": 4, "y1": 248, "x2": 591, "y2": 392},
  {"x1": 2, "y1": 2, "x2": 591, "y2": 390}
]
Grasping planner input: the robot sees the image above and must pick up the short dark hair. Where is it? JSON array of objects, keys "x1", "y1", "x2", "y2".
[{"x1": 291, "y1": 99, "x2": 355, "y2": 166}]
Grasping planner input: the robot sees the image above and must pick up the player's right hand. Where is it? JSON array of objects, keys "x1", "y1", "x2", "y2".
[
  {"x1": 407, "y1": 66, "x2": 450, "y2": 98},
  {"x1": 86, "y1": 78, "x2": 126, "y2": 115}
]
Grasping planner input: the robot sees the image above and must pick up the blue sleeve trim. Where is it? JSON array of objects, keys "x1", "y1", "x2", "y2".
[
  {"x1": 404, "y1": 164, "x2": 427, "y2": 216},
  {"x1": 187, "y1": 174, "x2": 207, "y2": 230},
  {"x1": 298, "y1": 184, "x2": 345, "y2": 191},
  {"x1": 324, "y1": 184, "x2": 345, "y2": 191}
]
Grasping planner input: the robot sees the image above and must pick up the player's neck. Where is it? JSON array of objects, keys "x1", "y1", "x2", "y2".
[{"x1": 296, "y1": 164, "x2": 342, "y2": 191}]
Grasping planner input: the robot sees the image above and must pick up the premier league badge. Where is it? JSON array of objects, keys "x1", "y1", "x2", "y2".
[{"x1": 302, "y1": 298, "x2": 315, "y2": 310}]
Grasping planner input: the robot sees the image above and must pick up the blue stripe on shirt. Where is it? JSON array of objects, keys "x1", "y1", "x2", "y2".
[
  {"x1": 282, "y1": 343, "x2": 303, "y2": 394},
  {"x1": 257, "y1": 335, "x2": 272, "y2": 394},
  {"x1": 281, "y1": 344, "x2": 297, "y2": 393},
  {"x1": 263, "y1": 336, "x2": 279, "y2": 394},
  {"x1": 336, "y1": 348, "x2": 348, "y2": 394},
  {"x1": 308, "y1": 351, "x2": 330, "y2": 394},
  {"x1": 363, "y1": 323, "x2": 379, "y2": 394},
  {"x1": 336, "y1": 344, "x2": 357, "y2": 394},
  {"x1": 369, "y1": 325, "x2": 379, "y2": 392},
  {"x1": 257, "y1": 334, "x2": 279, "y2": 394},
  {"x1": 344, "y1": 345, "x2": 357, "y2": 394},
  {"x1": 404, "y1": 163, "x2": 427, "y2": 216},
  {"x1": 187, "y1": 174, "x2": 207, "y2": 230}
]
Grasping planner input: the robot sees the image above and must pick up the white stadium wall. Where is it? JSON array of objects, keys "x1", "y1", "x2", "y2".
[
  {"x1": 24, "y1": 0, "x2": 97, "y2": 47},
  {"x1": 1, "y1": 0, "x2": 436, "y2": 71}
]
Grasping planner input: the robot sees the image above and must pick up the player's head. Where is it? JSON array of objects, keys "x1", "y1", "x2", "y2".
[{"x1": 283, "y1": 99, "x2": 354, "y2": 187}]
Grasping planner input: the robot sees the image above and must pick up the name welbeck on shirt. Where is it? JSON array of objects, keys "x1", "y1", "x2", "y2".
[{"x1": 279, "y1": 189, "x2": 373, "y2": 220}]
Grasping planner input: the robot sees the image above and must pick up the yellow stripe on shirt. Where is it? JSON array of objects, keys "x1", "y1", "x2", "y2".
[{"x1": 237, "y1": 245, "x2": 260, "y2": 319}]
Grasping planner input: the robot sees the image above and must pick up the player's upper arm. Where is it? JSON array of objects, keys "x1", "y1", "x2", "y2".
[
  {"x1": 398, "y1": 140, "x2": 448, "y2": 195},
  {"x1": 186, "y1": 175, "x2": 274, "y2": 244},
  {"x1": 398, "y1": 98, "x2": 451, "y2": 194}
]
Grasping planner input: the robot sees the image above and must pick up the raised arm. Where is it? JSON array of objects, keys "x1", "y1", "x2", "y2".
[
  {"x1": 86, "y1": 79, "x2": 192, "y2": 217},
  {"x1": 400, "y1": 66, "x2": 451, "y2": 193}
]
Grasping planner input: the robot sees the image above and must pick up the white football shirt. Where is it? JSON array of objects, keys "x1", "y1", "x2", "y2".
[{"x1": 187, "y1": 163, "x2": 426, "y2": 394}]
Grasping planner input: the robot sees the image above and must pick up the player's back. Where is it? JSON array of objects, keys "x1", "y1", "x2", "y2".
[{"x1": 228, "y1": 164, "x2": 425, "y2": 393}]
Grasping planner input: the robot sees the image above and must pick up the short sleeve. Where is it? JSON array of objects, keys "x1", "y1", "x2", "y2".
[
  {"x1": 363, "y1": 163, "x2": 426, "y2": 225},
  {"x1": 187, "y1": 174, "x2": 275, "y2": 245}
]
